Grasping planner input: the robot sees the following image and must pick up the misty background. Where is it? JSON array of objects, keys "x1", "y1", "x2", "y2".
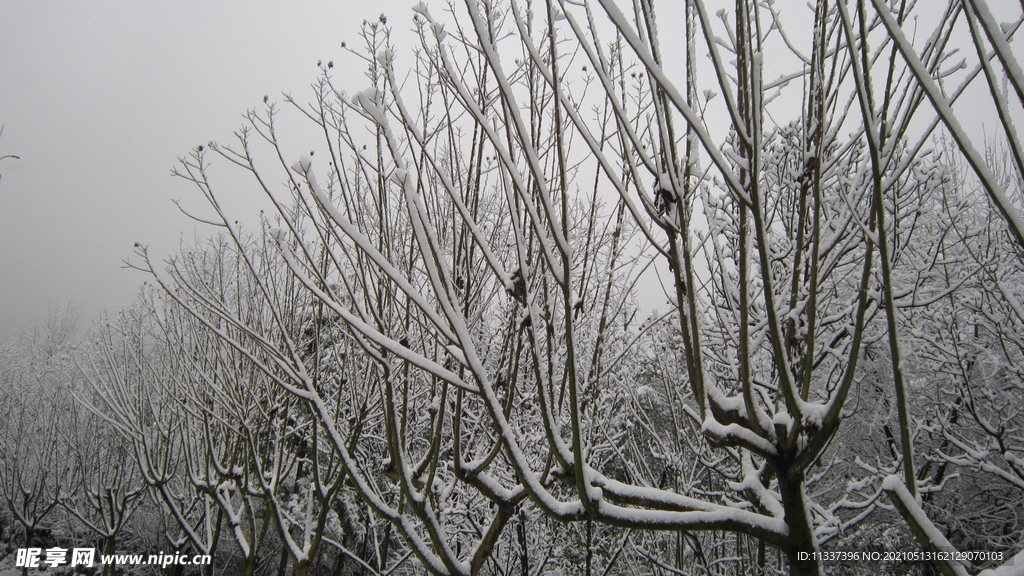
[{"x1": 0, "y1": 0, "x2": 411, "y2": 337}]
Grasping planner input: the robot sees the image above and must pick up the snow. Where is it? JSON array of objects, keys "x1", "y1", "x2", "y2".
[
  {"x1": 444, "y1": 345, "x2": 467, "y2": 367},
  {"x1": 275, "y1": 233, "x2": 479, "y2": 394},
  {"x1": 707, "y1": 384, "x2": 746, "y2": 416},
  {"x1": 390, "y1": 167, "x2": 408, "y2": 186},
  {"x1": 381, "y1": 77, "x2": 514, "y2": 290},
  {"x1": 355, "y1": 89, "x2": 386, "y2": 125},
  {"x1": 594, "y1": 498, "x2": 787, "y2": 539},
  {"x1": 463, "y1": 4, "x2": 666, "y2": 253},
  {"x1": 772, "y1": 409, "x2": 794, "y2": 433},
  {"x1": 431, "y1": 21, "x2": 447, "y2": 41},
  {"x1": 452, "y1": 0, "x2": 574, "y2": 266},
  {"x1": 968, "y1": 0, "x2": 1024, "y2": 102},
  {"x1": 702, "y1": 416, "x2": 778, "y2": 456},
  {"x1": 871, "y1": 0, "x2": 1024, "y2": 247},
  {"x1": 597, "y1": 0, "x2": 752, "y2": 190},
  {"x1": 799, "y1": 401, "x2": 829, "y2": 431},
  {"x1": 287, "y1": 156, "x2": 463, "y2": 346},
  {"x1": 657, "y1": 171, "x2": 673, "y2": 192},
  {"x1": 291, "y1": 155, "x2": 312, "y2": 174},
  {"x1": 376, "y1": 48, "x2": 394, "y2": 65},
  {"x1": 882, "y1": 475, "x2": 971, "y2": 576}
]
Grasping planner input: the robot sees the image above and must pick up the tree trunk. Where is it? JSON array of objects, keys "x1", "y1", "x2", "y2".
[
  {"x1": 101, "y1": 535, "x2": 116, "y2": 576},
  {"x1": 517, "y1": 512, "x2": 529, "y2": 576},
  {"x1": 777, "y1": 468, "x2": 823, "y2": 576},
  {"x1": 165, "y1": 543, "x2": 184, "y2": 576},
  {"x1": 277, "y1": 546, "x2": 289, "y2": 576},
  {"x1": 21, "y1": 528, "x2": 33, "y2": 576}
]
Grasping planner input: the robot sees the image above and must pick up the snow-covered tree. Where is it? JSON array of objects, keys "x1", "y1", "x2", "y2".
[
  {"x1": 866, "y1": 2, "x2": 1024, "y2": 573},
  {"x1": 0, "y1": 308, "x2": 80, "y2": 574},
  {"x1": 80, "y1": 302, "x2": 227, "y2": 575},
  {"x1": 80, "y1": 1, "x2": 1024, "y2": 575},
  {"x1": 82, "y1": 236, "x2": 384, "y2": 576}
]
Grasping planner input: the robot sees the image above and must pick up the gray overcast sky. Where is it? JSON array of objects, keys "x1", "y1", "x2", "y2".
[{"x1": 0, "y1": 0, "x2": 410, "y2": 337}]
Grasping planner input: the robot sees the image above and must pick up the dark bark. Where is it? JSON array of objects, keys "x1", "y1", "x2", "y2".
[
  {"x1": 776, "y1": 466, "x2": 823, "y2": 576},
  {"x1": 100, "y1": 535, "x2": 116, "y2": 576}
]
